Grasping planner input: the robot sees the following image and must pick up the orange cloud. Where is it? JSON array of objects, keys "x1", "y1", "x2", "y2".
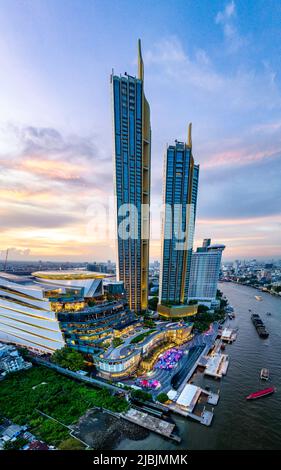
[
  {"x1": 20, "y1": 157, "x2": 84, "y2": 181},
  {"x1": 202, "y1": 148, "x2": 279, "y2": 169}
]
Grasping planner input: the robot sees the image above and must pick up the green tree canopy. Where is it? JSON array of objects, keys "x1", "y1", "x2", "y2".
[
  {"x1": 148, "y1": 296, "x2": 158, "y2": 311},
  {"x1": 131, "y1": 389, "x2": 152, "y2": 402},
  {"x1": 157, "y1": 392, "x2": 169, "y2": 404},
  {"x1": 51, "y1": 347, "x2": 85, "y2": 372}
]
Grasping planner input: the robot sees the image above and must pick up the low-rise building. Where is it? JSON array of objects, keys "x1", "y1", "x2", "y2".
[
  {"x1": 176, "y1": 383, "x2": 201, "y2": 412},
  {"x1": 1, "y1": 424, "x2": 23, "y2": 441},
  {"x1": 0, "y1": 342, "x2": 31, "y2": 375}
]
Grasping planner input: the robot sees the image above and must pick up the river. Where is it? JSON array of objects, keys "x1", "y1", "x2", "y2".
[{"x1": 116, "y1": 283, "x2": 281, "y2": 450}]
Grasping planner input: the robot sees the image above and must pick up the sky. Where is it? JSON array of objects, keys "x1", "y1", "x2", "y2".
[{"x1": 0, "y1": 0, "x2": 281, "y2": 262}]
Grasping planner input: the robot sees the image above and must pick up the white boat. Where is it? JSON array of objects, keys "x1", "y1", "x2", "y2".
[
  {"x1": 260, "y1": 368, "x2": 269, "y2": 380},
  {"x1": 255, "y1": 295, "x2": 263, "y2": 301}
]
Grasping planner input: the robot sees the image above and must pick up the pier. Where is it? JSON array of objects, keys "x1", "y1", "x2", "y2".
[
  {"x1": 121, "y1": 408, "x2": 181, "y2": 442},
  {"x1": 167, "y1": 383, "x2": 219, "y2": 426},
  {"x1": 168, "y1": 402, "x2": 215, "y2": 426},
  {"x1": 204, "y1": 353, "x2": 229, "y2": 379},
  {"x1": 219, "y1": 327, "x2": 237, "y2": 343}
]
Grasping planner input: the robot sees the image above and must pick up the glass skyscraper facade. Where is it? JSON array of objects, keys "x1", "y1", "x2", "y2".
[
  {"x1": 111, "y1": 40, "x2": 151, "y2": 313},
  {"x1": 189, "y1": 240, "x2": 225, "y2": 302},
  {"x1": 159, "y1": 124, "x2": 199, "y2": 305}
]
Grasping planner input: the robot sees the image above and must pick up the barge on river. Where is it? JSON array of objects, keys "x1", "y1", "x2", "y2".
[{"x1": 251, "y1": 314, "x2": 269, "y2": 338}]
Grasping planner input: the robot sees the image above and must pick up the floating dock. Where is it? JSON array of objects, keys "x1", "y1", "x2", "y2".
[
  {"x1": 204, "y1": 353, "x2": 229, "y2": 379},
  {"x1": 168, "y1": 402, "x2": 214, "y2": 426},
  {"x1": 220, "y1": 327, "x2": 237, "y2": 343},
  {"x1": 167, "y1": 384, "x2": 219, "y2": 426}
]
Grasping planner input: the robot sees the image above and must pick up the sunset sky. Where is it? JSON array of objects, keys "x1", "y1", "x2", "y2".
[{"x1": 0, "y1": 0, "x2": 281, "y2": 262}]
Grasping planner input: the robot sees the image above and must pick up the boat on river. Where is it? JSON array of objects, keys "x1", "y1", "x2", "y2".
[
  {"x1": 255, "y1": 295, "x2": 263, "y2": 301},
  {"x1": 260, "y1": 368, "x2": 269, "y2": 380},
  {"x1": 251, "y1": 314, "x2": 269, "y2": 338},
  {"x1": 246, "y1": 387, "x2": 275, "y2": 400}
]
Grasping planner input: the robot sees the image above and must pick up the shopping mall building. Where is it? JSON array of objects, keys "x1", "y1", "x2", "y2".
[
  {"x1": 95, "y1": 322, "x2": 193, "y2": 380},
  {"x1": 0, "y1": 270, "x2": 193, "y2": 380}
]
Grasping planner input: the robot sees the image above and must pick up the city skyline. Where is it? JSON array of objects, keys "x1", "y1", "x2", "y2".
[{"x1": 0, "y1": 0, "x2": 281, "y2": 262}]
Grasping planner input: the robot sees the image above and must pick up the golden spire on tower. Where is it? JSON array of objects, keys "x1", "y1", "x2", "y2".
[
  {"x1": 188, "y1": 122, "x2": 192, "y2": 148},
  {"x1": 138, "y1": 38, "x2": 144, "y2": 81}
]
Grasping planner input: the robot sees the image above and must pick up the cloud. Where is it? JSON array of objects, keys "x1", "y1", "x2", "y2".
[
  {"x1": 0, "y1": 124, "x2": 115, "y2": 259},
  {"x1": 145, "y1": 37, "x2": 223, "y2": 92},
  {"x1": 0, "y1": 124, "x2": 113, "y2": 193},
  {"x1": 215, "y1": 1, "x2": 236, "y2": 24},
  {"x1": 215, "y1": 1, "x2": 247, "y2": 53},
  {"x1": 198, "y1": 151, "x2": 281, "y2": 220},
  {"x1": 0, "y1": 206, "x2": 79, "y2": 231},
  {"x1": 144, "y1": 36, "x2": 280, "y2": 115}
]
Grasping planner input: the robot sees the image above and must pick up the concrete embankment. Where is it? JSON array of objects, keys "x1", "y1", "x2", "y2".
[{"x1": 71, "y1": 409, "x2": 149, "y2": 450}]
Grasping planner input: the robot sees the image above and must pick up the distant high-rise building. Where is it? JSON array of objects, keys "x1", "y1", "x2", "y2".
[
  {"x1": 111, "y1": 40, "x2": 151, "y2": 313},
  {"x1": 233, "y1": 259, "x2": 240, "y2": 274},
  {"x1": 159, "y1": 124, "x2": 199, "y2": 309},
  {"x1": 188, "y1": 240, "x2": 225, "y2": 304},
  {"x1": 202, "y1": 238, "x2": 211, "y2": 248}
]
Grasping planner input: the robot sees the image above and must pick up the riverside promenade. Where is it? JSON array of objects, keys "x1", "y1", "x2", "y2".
[{"x1": 28, "y1": 356, "x2": 127, "y2": 394}]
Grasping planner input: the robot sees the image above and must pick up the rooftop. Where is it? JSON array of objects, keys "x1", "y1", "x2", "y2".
[
  {"x1": 32, "y1": 270, "x2": 111, "y2": 280},
  {"x1": 0, "y1": 272, "x2": 33, "y2": 284},
  {"x1": 176, "y1": 383, "x2": 201, "y2": 411}
]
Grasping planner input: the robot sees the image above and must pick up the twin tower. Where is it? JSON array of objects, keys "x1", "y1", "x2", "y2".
[{"x1": 111, "y1": 40, "x2": 199, "y2": 314}]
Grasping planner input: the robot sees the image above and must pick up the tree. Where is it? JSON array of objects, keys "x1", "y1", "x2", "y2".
[
  {"x1": 58, "y1": 437, "x2": 85, "y2": 450},
  {"x1": 17, "y1": 346, "x2": 30, "y2": 359},
  {"x1": 131, "y1": 330, "x2": 155, "y2": 344},
  {"x1": 3, "y1": 437, "x2": 29, "y2": 450},
  {"x1": 148, "y1": 296, "x2": 158, "y2": 311},
  {"x1": 51, "y1": 347, "x2": 85, "y2": 372},
  {"x1": 112, "y1": 337, "x2": 124, "y2": 348},
  {"x1": 216, "y1": 289, "x2": 223, "y2": 298},
  {"x1": 197, "y1": 304, "x2": 210, "y2": 314},
  {"x1": 157, "y1": 392, "x2": 169, "y2": 404},
  {"x1": 220, "y1": 298, "x2": 228, "y2": 308},
  {"x1": 143, "y1": 319, "x2": 156, "y2": 328},
  {"x1": 131, "y1": 389, "x2": 152, "y2": 402}
]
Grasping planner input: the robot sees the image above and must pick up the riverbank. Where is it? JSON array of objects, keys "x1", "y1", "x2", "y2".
[
  {"x1": 71, "y1": 409, "x2": 149, "y2": 450},
  {"x1": 223, "y1": 280, "x2": 281, "y2": 299}
]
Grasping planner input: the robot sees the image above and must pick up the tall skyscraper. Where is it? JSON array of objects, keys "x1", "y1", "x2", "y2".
[
  {"x1": 159, "y1": 124, "x2": 199, "y2": 308},
  {"x1": 188, "y1": 240, "x2": 225, "y2": 304},
  {"x1": 111, "y1": 40, "x2": 151, "y2": 313}
]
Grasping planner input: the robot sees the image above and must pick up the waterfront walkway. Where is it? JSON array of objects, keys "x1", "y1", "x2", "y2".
[
  {"x1": 136, "y1": 322, "x2": 220, "y2": 397},
  {"x1": 29, "y1": 356, "x2": 126, "y2": 394}
]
